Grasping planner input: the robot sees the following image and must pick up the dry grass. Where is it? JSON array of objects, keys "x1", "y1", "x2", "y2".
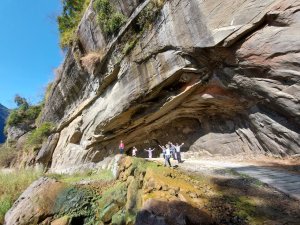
[
  {"x1": 0, "y1": 145, "x2": 18, "y2": 168},
  {"x1": 81, "y1": 52, "x2": 103, "y2": 74},
  {"x1": 0, "y1": 169, "x2": 42, "y2": 224}
]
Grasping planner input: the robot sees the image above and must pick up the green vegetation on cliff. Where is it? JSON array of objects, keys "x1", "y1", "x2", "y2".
[
  {"x1": 5, "y1": 96, "x2": 41, "y2": 133},
  {"x1": 58, "y1": 0, "x2": 91, "y2": 49},
  {"x1": 25, "y1": 122, "x2": 54, "y2": 149},
  {"x1": 3, "y1": 93, "x2": 55, "y2": 167},
  {"x1": 94, "y1": 0, "x2": 127, "y2": 36}
]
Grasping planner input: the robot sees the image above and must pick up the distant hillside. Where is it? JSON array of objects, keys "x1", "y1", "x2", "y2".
[{"x1": 0, "y1": 104, "x2": 9, "y2": 143}]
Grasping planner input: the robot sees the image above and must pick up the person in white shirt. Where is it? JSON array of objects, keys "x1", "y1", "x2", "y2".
[
  {"x1": 144, "y1": 148, "x2": 155, "y2": 159},
  {"x1": 164, "y1": 144, "x2": 172, "y2": 167},
  {"x1": 132, "y1": 147, "x2": 138, "y2": 157},
  {"x1": 159, "y1": 145, "x2": 166, "y2": 159},
  {"x1": 175, "y1": 143, "x2": 184, "y2": 163},
  {"x1": 169, "y1": 142, "x2": 177, "y2": 160}
]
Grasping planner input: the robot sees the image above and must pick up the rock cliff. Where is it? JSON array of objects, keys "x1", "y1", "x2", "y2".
[
  {"x1": 40, "y1": 0, "x2": 300, "y2": 172},
  {"x1": 0, "y1": 104, "x2": 9, "y2": 143}
]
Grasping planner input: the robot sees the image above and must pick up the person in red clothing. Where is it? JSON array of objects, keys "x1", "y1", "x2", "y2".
[{"x1": 119, "y1": 140, "x2": 125, "y2": 154}]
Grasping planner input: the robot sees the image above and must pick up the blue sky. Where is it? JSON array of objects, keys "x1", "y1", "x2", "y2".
[{"x1": 0, "y1": 0, "x2": 63, "y2": 109}]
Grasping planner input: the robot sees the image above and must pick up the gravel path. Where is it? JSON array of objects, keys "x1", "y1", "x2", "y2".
[{"x1": 151, "y1": 158, "x2": 300, "y2": 201}]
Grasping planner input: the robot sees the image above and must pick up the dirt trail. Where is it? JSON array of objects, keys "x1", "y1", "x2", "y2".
[{"x1": 151, "y1": 158, "x2": 300, "y2": 201}]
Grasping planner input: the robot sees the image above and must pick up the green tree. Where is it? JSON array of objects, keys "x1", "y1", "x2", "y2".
[
  {"x1": 57, "y1": 0, "x2": 90, "y2": 48},
  {"x1": 14, "y1": 95, "x2": 28, "y2": 109}
]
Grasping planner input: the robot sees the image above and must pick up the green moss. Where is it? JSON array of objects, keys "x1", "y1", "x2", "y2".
[
  {"x1": 222, "y1": 195, "x2": 266, "y2": 224},
  {"x1": 97, "y1": 182, "x2": 127, "y2": 209},
  {"x1": 111, "y1": 210, "x2": 136, "y2": 225},
  {"x1": 47, "y1": 169, "x2": 114, "y2": 184},
  {"x1": 54, "y1": 186, "x2": 98, "y2": 224}
]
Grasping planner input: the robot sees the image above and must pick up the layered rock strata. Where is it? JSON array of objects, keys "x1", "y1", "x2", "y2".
[{"x1": 40, "y1": 0, "x2": 300, "y2": 171}]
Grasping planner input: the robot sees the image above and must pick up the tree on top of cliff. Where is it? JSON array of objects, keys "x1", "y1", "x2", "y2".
[
  {"x1": 14, "y1": 94, "x2": 29, "y2": 109},
  {"x1": 5, "y1": 95, "x2": 42, "y2": 132}
]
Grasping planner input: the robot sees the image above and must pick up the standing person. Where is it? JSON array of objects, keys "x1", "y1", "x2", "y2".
[
  {"x1": 175, "y1": 143, "x2": 184, "y2": 163},
  {"x1": 144, "y1": 148, "x2": 155, "y2": 159},
  {"x1": 119, "y1": 140, "x2": 125, "y2": 154},
  {"x1": 132, "y1": 146, "x2": 138, "y2": 157},
  {"x1": 169, "y1": 142, "x2": 177, "y2": 160},
  {"x1": 159, "y1": 145, "x2": 166, "y2": 159},
  {"x1": 164, "y1": 144, "x2": 172, "y2": 167}
]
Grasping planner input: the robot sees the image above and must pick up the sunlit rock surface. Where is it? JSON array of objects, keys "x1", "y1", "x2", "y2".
[{"x1": 40, "y1": 0, "x2": 300, "y2": 171}]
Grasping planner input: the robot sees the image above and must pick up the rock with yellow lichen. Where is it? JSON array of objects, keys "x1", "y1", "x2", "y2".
[{"x1": 4, "y1": 156, "x2": 215, "y2": 225}]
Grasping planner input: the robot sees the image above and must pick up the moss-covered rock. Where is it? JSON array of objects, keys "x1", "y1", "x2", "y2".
[{"x1": 51, "y1": 216, "x2": 71, "y2": 225}]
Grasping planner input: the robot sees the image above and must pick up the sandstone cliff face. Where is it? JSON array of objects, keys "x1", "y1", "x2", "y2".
[
  {"x1": 41, "y1": 0, "x2": 300, "y2": 171},
  {"x1": 0, "y1": 104, "x2": 9, "y2": 143}
]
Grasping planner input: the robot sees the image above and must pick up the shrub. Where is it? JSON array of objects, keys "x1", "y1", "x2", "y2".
[
  {"x1": 14, "y1": 95, "x2": 29, "y2": 108},
  {"x1": 26, "y1": 122, "x2": 54, "y2": 147},
  {"x1": 5, "y1": 104, "x2": 42, "y2": 133},
  {"x1": 94, "y1": 0, "x2": 127, "y2": 36},
  {"x1": 4, "y1": 94, "x2": 44, "y2": 134},
  {"x1": 5, "y1": 110, "x2": 23, "y2": 128},
  {"x1": 26, "y1": 105, "x2": 42, "y2": 121}
]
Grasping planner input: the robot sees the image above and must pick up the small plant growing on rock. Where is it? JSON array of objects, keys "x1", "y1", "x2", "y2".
[
  {"x1": 94, "y1": 0, "x2": 127, "y2": 36},
  {"x1": 136, "y1": 0, "x2": 165, "y2": 31},
  {"x1": 122, "y1": 38, "x2": 138, "y2": 56},
  {"x1": 26, "y1": 122, "x2": 54, "y2": 149}
]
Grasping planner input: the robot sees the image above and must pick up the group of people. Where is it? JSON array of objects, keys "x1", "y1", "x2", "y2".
[
  {"x1": 159, "y1": 142, "x2": 184, "y2": 167},
  {"x1": 118, "y1": 140, "x2": 184, "y2": 167}
]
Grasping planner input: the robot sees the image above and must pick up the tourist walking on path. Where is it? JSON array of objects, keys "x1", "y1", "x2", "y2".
[
  {"x1": 175, "y1": 143, "x2": 184, "y2": 163},
  {"x1": 144, "y1": 148, "x2": 155, "y2": 159},
  {"x1": 119, "y1": 140, "x2": 125, "y2": 154},
  {"x1": 164, "y1": 144, "x2": 172, "y2": 167},
  {"x1": 132, "y1": 146, "x2": 138, "y2": 157}
]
